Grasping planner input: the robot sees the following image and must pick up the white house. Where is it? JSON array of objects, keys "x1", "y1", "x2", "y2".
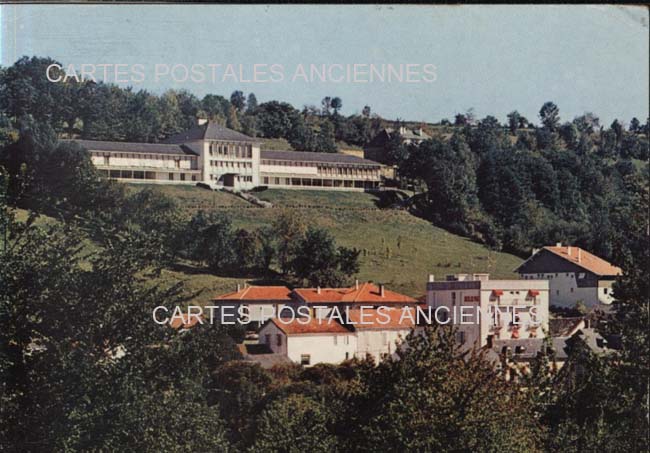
[
  {"x1": 426, "y1": 273, "x2": 550, "y2": 349},
  {"x1": 346, "y1": 308, "x2": 416, "y2": 362},
  {"x1": 515, "y1": 244, "x2": 622, "y2": 308},
  {"x1": 259, "y1": 317, "x2": 357, "y2": 366}
]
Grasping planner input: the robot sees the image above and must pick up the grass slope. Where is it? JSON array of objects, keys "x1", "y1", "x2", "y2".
[{"x1": 129, "y1": 185, "x2": 523, "y2": 299}]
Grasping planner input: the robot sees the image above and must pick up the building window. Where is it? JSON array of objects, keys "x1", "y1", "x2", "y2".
[
  {"x1": 169, "y1": 173, "x2": 174, "y2": 181},
  {"x1": 603, "y1": 288, "x2": 608, "y2": 294},
  {"x1": 333, "y1": 336, "x2": 338, "y2": 345},
  {"x1": 382, "y1": 332, "x2": 388, "y2": 345},
  {"x1": 556, "y1": 290, "x2": 560, "y2": 295},
  {"x1": 276, "y1": 334, "x2": 282, "y2": 347},
  {"x1": 456, "y1": 331, "x2": 466, "y2": 344},
  {"x1": 451, "y1": 292, "x2": 456, "y2": 305},
  {"x1": 344, "y1": 335, "x2": 349, "y2": 345},
  {"x1": 570, "y1": 288, "x2": 574, "y2": 293},
  {"x1": 180, "y1": 173, "x2": 186, "y2": 181},
  {"x1": 300, "y1": 354, "x2": 310, "y2": 366},
  {"x1": 265, "y1": 334, "x2": 270, "y2": 345}
]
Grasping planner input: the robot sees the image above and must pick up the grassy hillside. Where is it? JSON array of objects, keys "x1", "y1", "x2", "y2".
[
  {"x1": 13, "y1": 186, "x2": 524, "y2": 302},
  {"x1": 129, "y1": 185, "x2": 524, "y2": 299}
]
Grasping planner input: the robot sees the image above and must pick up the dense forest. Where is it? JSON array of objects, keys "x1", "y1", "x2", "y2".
[{"x1": 0, "y1": 56, "x2": 648, "y2": 451}]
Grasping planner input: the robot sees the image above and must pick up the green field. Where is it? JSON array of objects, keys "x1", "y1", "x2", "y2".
[
  {"x1": 13, "y1": 186, "x2": 524, "y2": 302},
  {"x1": 129, "y1": 185, "x2": 524, "y2": 299}
]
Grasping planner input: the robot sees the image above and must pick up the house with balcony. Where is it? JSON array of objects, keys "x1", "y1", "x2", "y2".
[{"x1": 515, "y1": 244, "x2": 622, "y2": 308}]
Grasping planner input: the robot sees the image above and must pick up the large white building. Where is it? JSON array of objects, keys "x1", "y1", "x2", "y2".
[
  {"x1": 515, "y1": 244, "x2": 622, "y2": 308},
  {"x1": 70, "y1": 120, "x2": 382, "y2": 192},
  {"x1": 426, "y1": 273, "x2": 550, "y2": 349}
]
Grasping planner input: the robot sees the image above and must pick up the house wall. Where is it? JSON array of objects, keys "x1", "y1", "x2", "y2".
[
  {"x1": 259, "y1": 322, "x2": 288, "y2": 355},
  {"x1": 204, "y1": 140, "x2": 259, "y2": 191},
  {"x1": 427, "y1": 279, "x2": 549, "y2": 349},
  {"x1": 520, "y1": 272, "x2": 613, "y2": 308},
  {"x1": 286, "y1": 333, "x2": 357, "y2": 365},
  {"x1": 355, "y1": 328, "x2": 411, "y2": 362}
]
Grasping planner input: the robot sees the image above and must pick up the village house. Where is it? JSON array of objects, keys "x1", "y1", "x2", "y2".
[
  {"x1": 363, "y1": 126, "x2": 431, "y2": 175},
  {"x1": 259, "y1": 317, "x2": 357, "y2": 366},
  {"x1": 211, "y1": 281, "x2": 419, "y2": 328},
  {"x1": 68, "y1": 120, "x2": 383, "y2": 192},
  {"x1": 515, "y1": 244, "x2": 622, "y2": 308},
  {"x1": 426, "y1": 273, "x2": 550, "y2": 349}
]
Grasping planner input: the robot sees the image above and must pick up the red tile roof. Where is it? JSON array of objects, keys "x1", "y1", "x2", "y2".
[
  {"x1": 269, "y1": 317, "x2": 351, "y2": 335},
  {"x1": 545, "y1": 246, "x2": 622, "y2": 276},
  {"x1": 213, "y1": 286, "x2": 293, "y2": 302},
  {"x1": 347, "y1": 307, "x2": 417, "y2": 330},
  {"x1": 169, "y1": 313, "x2": 203, "y2": 330},
  {"x1": 294, "y1": 282, "x2": 417, "y2": 304}
]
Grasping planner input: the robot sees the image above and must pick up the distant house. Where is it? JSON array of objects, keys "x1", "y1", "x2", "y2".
[
  {"x1": 515, "y1": 244, "x2": 622, "y2": 308},
  {"x1": 212, "y1": 285, "x2": 295, "y2": 326},
  {"x1": 346, "y1": 307, "x2": 416, "y2": 362},
  {"x1": 259, "y1": 317, "x2": 357, "y2": 366},
  {"x1": 364, "y1": 126, "x2": 431, "y2": 166}
]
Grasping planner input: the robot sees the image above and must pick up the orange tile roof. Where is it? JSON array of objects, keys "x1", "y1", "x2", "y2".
[
  {"x1": 169, "y1": 313, "x2": 203, "y2": 330},
  {"x1": 347, "y1": 307, "x2": 417, "y2": 330},
  {"x1": 213, "y1": 286, "x2": 293, "y2": 302},
  {"x1": 294, "y1": 282, "x2": 417, "y2": 304},
  {"x1": 545, "y1": 246, "x2": 622, "y2": 276},
  {"x1": 269, "y1": 317, "x2": 351, "y2": 335}
]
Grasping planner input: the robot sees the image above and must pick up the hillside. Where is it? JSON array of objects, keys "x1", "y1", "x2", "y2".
[{"x1": 128, "y1": 185, "x2": 524, "y2": 298}]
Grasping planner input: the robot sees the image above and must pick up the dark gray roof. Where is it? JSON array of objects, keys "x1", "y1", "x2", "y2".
[
  {"x1": 549, "y1": 317, "x2": 585, "y2": 337},
  {"x1": 163, "y1": 122, "x2": 258, "y2": 144},
  {"x1": 261, "y1": 149, "x2": 381, "y2": 166},
  {"x1": 66, "y1": 139, "x2": 198, "y2": 156},
  {"x1": 491, "y1": 338, "x2": 569, "y2": 361}
]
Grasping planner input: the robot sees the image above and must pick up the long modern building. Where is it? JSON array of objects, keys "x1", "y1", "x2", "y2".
[{"x1": 69, "y1": 120, "x2": 383, "y2": 192}]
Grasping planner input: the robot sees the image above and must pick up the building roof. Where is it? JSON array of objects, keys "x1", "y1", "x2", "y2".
[
  {"x1": 390, "y1": 127, "x2": 431, "y2": 141},
  {"x1": 261, "y1": 149, "x2": 381, "y2": 167},
  {"x1": 543, "y1": 246, "x2": 622, "y2": 276},
  {"x1": 491, "y1": 338, "x2": 569, "y2": 361},
  {"x1": 65, "y1": 139, "x2": 198, "y2": 156},
  {"x1": 163, "y1": 121, "x2": 259, "y2": 144},
  {"x1": 169, "y1": 313, "x2": 203, "y2": 330},
  {"x1": 549, "y1": 317, "x2": 586, "y2": 337},
  {"x1": 267, "y1": 317, "x2": 351, "y2": 335},
  {"x1": 346, "y1": 307, "x2": 417, "y2": 330},
  {"x1": 213, "y1": 286, "x2": 293, "y2": 302},
  {"x1": 293, "y1": 282, "x2": 417, "y2": 304}
]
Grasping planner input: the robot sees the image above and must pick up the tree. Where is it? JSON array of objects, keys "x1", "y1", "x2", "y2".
[
  {"x1": 230, "y1": 90, "x2": 246, "y2": 112},
  {"x1": 246, "y1": 93, "x2": 258, "y2": 113},
  {"x1": 272, "y1": 211, "x2": 306, "y2": 274},
  {"x1": 330, "y1": 97, "x2": 342, "y2": 115},
  {"x1": 256, "y1": 101, "x2": 301, "y2": 138},
  {"x1": 321, "y1": 97, "x2": 332, "y2": 115},
  {"x1": 251, "y1": 394, "x2": 338, "y2": 452},
  {"x1": 629, "y1": 117, "x2": 640, "y2": 133},
  {"x1": 226, "y1": 105, "x2": 241, "y2": 131},
  {"x1": 289, "y1": 227, "x2": 360, "y2": 287},
  {"x1": 539, "y1": 101, "x2": 560, "y2": 131},
  {"x1": 507, "y1": 110, "x2": 522, "y2": 135},
  {"x1": 359, "y1": 326, "x2": 542, "y2": 452}
]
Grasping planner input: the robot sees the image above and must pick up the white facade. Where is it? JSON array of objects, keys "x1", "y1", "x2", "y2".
[
  {"x1": 520, "y1": 271, "x2": 615, "y2": 307},
  {"x1": 426, "y1": 274, "x2": 550, "y2": 349},
  {"x1": 355, "y1": 328, "x2": 411, "y2": 362},
  {"x1": 259, "y1": 321, "x2": 357, "y2": 366},
  {"x1": 76, "y1": 122, "x2": 383, "y2": 192}
]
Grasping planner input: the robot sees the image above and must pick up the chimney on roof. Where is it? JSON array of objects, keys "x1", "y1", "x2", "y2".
[
  {"x1": 428, "y1": 274, "x2": 435, "y2": 282},
  {"x1": 568, "y1": 246, "x2": 572, "y2": 256},
  {"x1": 236, "y1": 283, "x2": 241, "y2": 292},
  {"x1": 380, "y1": 284, "x2": 385, "y2": 297},
  {"x1": 556, "y1": 242, "x2": 562, "y2": 247},
  {"x1": 578, "y1": 248, "x2": 581, "y2": 263},
  {"x1": 317, "y1": 286, "x2": 321, "y2": 294},
  {"x1": 197, "y1": 117, "x2": 208, "y2": 126},
  {"x1": 355, "y1": 279, "x2": 359, "y2": 290}
]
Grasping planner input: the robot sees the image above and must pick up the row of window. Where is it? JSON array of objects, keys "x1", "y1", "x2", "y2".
[
  {"x1": 94, "y1": 152, "x2": 194, "y2": 162},
  {"x1": 210, "y1": 160, "x2": 252, "y2": 169},
  {"x1": 209, "y1": 143, "x2": 253, "y2": 158},
  {"x1": 97, "y1": 169, "x2": 197, "y2": 182},
  {"x1": 523, "y1": 272, "x2": 586, "y2": 279},
  {"x1": 262, "y1": 177, "x2": 380, "y2": 189}
]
